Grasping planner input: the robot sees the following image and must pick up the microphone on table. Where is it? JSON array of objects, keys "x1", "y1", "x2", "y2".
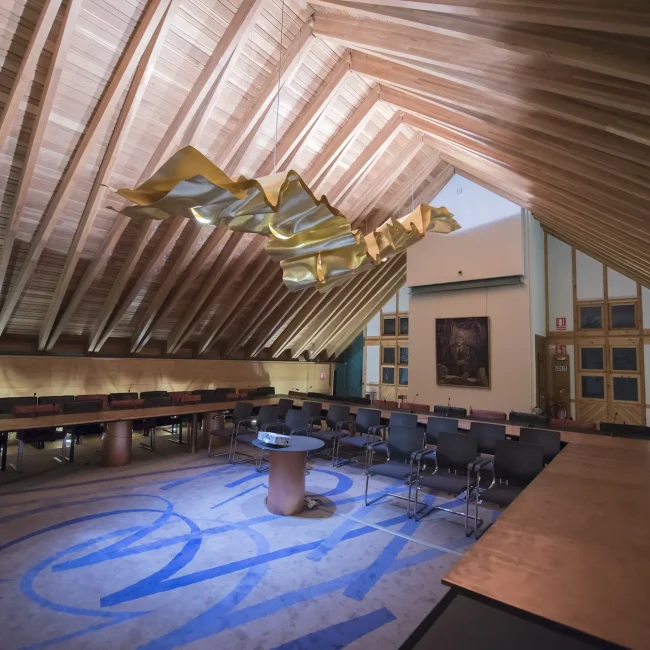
[
  {"x1": 447, "y1": 397, "x2": 451, "y2": 416},
  {"x1": 611, "y1": 412, "x2": 618, "y2": 436}
]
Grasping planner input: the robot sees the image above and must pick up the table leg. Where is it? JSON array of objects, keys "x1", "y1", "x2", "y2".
[
  {"x1": 201, "y1": 411, "x2": 223, "y2": 449},
  {"x1": 190, "y1": 414, "x2": 199, "y2": 453},
  {"x1": 0, "y1": 433, "x2": 7, "y2": 471},
  {"x1": 102, "y1": 420, "x2": 133, "y2": 467},
  {"x1": 266, "y1": 450, "x2": 307, "y2": 516}
]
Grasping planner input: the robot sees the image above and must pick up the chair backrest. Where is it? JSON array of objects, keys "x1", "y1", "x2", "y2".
[
  {"x1": 470, "y1": 408, "x2": 507, "y2": 422},
  {"x1": 425, "y1": 417, "x2": 459, "y2": 445},
  {"x1": 38, "y1": 395, "x2": 75, "y2": 405},
  {"x1": 386, "y1": 424, "x2": 424, "y2": 462},
  {"x1": 277, "y1": 398, "x2": 293, "y2": 417},
  {"x1": 355, "y1": 408, "x2": 381, "y2": 434},
  {"x1": 389, "y1": 411, "x2": 418, "y2": 428},
  {"x1": 301, "y1": 401, "x2": 322, "y2": 417},
  {"x1": 140, "y1": 390, "x2": 169, "y2": 399},
  {"x1": 435, "y1": 431, "x2": 478, "y2": 472},
  {"x1": 519, "y1": 428, "x2": 561, "y2": 464},
  {"x1": 509, "y1": 410, "x2": 549, "y2": 427},
  {"x1": 400, "y1": 402, "x2": 430, "y2": 414},
  {"x1": 13, "y1": 403, "x2": 61, "y2": 416},
  {"x1": 0, "y1": 396, "x2": 38, "y2": 413},
  {"x1": 255, "y1": 386, "x2": 275, "y2": 396},
  {"x1": 76, "y1": 394, "x2": 109, "y2": 408},
  {"x1": 232, "y1": 401, "x2": 254, "y2": 423},
  {"x1": 256, "y1": 405, "x2": 279, "y2": 429},
  {"x1": 110, "y1": 399, "x2": 144, "y2": 409},
  {"x1": 284, "y1": 408, "x2": 311, "y2": 433},
  {"x1": 326, "y1": 404, "x2": 350, "y2": 428},
  {"x1": 63, "y1": 399, "x2": 104, "y2": 414},
  {"x1": 372, "y1": 399, "x2": 399, "y2": 410},
  {"x1": 433, "y1": 404, "x2": 467, "y2": 417},
  {"x1": 469, "y1": 421, "x2": 506, "y2": 454},
  {"x1": 110, "y1": 392, "x2": 138, "y2": 403},
  {"x1": 494, "y1": 440, "x2": 544, "y2": 486},
  {"x1": 551, "y1": 418, "x2": 596, "y2": 432},
  {"x1": 143, "y1": 396, "x2": 172, "y2": 408}
]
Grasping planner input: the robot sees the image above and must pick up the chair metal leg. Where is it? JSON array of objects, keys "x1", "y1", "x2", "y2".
[{"x1": 10, "y1": 440, "x2": 24, "y2": 472}]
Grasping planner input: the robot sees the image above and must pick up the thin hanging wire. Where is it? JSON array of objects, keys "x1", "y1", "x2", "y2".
[{"x1": 273, "y1": 0, "x2": 286, "y2": 171}]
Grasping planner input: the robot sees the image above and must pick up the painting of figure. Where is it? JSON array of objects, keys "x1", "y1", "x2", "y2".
[{"x1": 436, "y1": 317, "x2": 490, "y2": 387}]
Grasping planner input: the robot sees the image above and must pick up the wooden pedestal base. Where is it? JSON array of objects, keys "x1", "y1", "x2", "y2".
[
  {"x1": 102, "y1": 420, "x2": 133, "y2": 467},
  {"x1": 266, "y1": 450, "x2": 307, "y2": 516}
]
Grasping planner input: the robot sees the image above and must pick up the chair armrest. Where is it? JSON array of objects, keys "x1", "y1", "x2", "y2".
[
  {"x1": 289, "y1": 427, "x2": 310, "y2": 436},
  {"x1": 368, "y1": 424, "x2": 387, "y2": 436},
  {"x1": 264, "y1": 422, "x2": 283, "y2": 433},
  {"x1": 410, "y1": 447, "x2": 429, "y2": 461},
  {"x1": 237, "y1": 418, "x2": 256, "y2": 429},
  {"x1": 469, "y1": 457, "x2": 492, "y2": 473},
  {"x1": 367, "y1": 440, "x2": 386, "y2": 449}
]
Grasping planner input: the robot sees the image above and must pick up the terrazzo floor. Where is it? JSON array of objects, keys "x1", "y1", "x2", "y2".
[{"x1": 0, "y1": 435, "x2": 499, "y2": 649}]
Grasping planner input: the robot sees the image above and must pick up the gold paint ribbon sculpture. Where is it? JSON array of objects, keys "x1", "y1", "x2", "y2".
[{"x1": 114, "y1": 146, "x2": 460, "y2": 290}]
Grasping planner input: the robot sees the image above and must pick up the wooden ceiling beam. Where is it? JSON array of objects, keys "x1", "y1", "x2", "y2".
[
  {"x1": 45, "y1": 217, "x2": 130, "y2": 351},
  {"x1": 294, "y1": 254, "x2": 402, "y2": 358},
  {"x1": 197, "y1": 252, "x2": 271, "y2": 356},
  {"x1": 145, "y1": 0, "x2": 263, "y2": 175},
  {"x1": 224, "y1": 276, "x2": 287, "y2": 357},
  {"x1": 331, "y1": 0, "x2": 650, "y2": 37},
  {"x1": 405, "y1": 113, "x2": 650, "y2": 243},
  {"x1": 314, "y1": 14, "x2": 650, "y2": 116},
  {"x1": 312, "y1": 256, "x2": 405, "y2": 358},
  {"x1": 0, "y1": 0, "x2": 173, "y2": 338},
  {"x1": 349, "y1": 133, "x2": 428, "y2": 224},
  {"x1": 312, "y1": 0, "x2": 650, "y2": 85},
  {"x1": 129, "y1": 221, "x2": 202, "y2": 353},
  {"x1": 135, "y1": 225, "x2": 229, "y2": 352},
  {"x1": 247, "y1": 291, "x2": 305, "y2": 357},
  {"x1": 329, "y1": 263, "x2": 407, "y2": 359},
  {"x1": 220, "y1": 19, "x2": 315, "y2": 174},
  {"x1": 257, "y1": 53, "x2": 350, "y2": 175},
  {"x1": 166, "y1": 232, "x2": 248, "y2": 354},
  {"x1": 303, "y1": 85, "x2": 380, "y2": 187},
  {"x1": 350, "y1": 51, "x2": 650, "y2": 149},
  {"x1": 1, "y1": 0, "x2": 83, "y2": 318},
  {"x1": 327, "y1": 110, "x2": 404, "y2": 204},
  {"x1": 0, "y1": 0, "x2": 62, "y2": 148},
  {"x1": 380, "y1": 85, "x2": 650, "y2": 200},
  {"x1": 91, "y1": 217, "x2": 187, "y2": 352},
  {"x1": 39, "y1": 2, "x2": 177, "y2": 352}
]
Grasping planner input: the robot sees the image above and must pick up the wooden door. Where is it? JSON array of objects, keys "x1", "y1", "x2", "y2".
[{"x1": 535, "y1": 335, "x2": 548, "y2": 413}]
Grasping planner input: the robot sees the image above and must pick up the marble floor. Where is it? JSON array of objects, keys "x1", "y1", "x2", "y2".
[{"x1": 0, "y1": 439, "x2": 498, "y2": 650}]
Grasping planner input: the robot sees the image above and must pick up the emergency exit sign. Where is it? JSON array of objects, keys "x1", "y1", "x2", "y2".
[{"x1": 556, "y1": 317, "x2": 567, "y2": 331}]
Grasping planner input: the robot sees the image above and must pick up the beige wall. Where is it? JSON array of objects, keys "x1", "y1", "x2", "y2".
[
  {"x1": 0, "y1": 356, "x2": 333, "y2": 398},
  {"x1": 408, "y1": 283, "x2": 533, "y2": 413}
]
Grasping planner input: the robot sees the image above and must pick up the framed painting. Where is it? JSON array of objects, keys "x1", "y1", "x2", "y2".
[{"x1": 435, "y1": 317, "x2": 490, "y2": 387}]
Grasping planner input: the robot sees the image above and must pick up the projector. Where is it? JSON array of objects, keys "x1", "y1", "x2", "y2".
[{"x1": 257, "y1": 430, "x2": 291, "y2": 447}]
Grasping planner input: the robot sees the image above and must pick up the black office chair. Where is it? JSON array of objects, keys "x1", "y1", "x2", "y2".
[
  {"x1": 266, "y1": 408, "x2": 312, "y2": 437},
  {"x1": 277, "y1": 398, "x2": 294, "y2": 421},
  {"x1": 335, "y1": 407, "x2": 383, "y2": 466},
  {"x1": 301, "y1": 400, "x2": 323, "y2": 428},
  {"x1": 411, "y1": 431, "x2": 482, "y2": 531},
  {"x1": 365, "y1": 424, "x2": 426, "y2": 511},
  {"x1": 0, "y1": 397, "x2": 37, "y2": 414},
  {"x1": 207, "y1": 401, "x2": 254, "y2": 458},
  {"x1": 468, "y1": 421, "x2": 506, "y2": 455},
  {"x1": 425, "y1": 417, "x2": 459, "y2": 445},
  {"x1": 140, "y1": 391, "x2": 169, "y2": 399},
  {"x1": 433, "y1": 405, "x2": 467, "y2": 418},
  {"x1": 109, "y1": 392, "x2": 139, "y2": 403},
  {"x1": 309, "y1": 404, "x2": 351, "y2": 463},
  {"x1": 38, "y1": 395, "x2": 75, "y2": 405},
  {"x1": 229, "y1": 404, "x2": 280, "y2": 464},
  {"x1": 519, "y1": 428, "x2": 561, "y2": 465},
  {"x1": 471, "y1": 440, "x2": 544, "y2": 538}
]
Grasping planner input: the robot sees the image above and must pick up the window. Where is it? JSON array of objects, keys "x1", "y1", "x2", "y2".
[
  {"x1": 581, "y1": 375, "x2": 604, "y2": 399},
  {"x1": 613, "y1": 376, "x2": 639, "y2": 402},
  {"x1": 382, "y1": 347, "x2": 395, "y2": 364},
  {"x1": 399, "y1": 317, "x2": 409, "y2": 335},
  {"x1": 398, "y1": 368, "x2": 408, "y2": 385},
  {"x1": 610, "y1": 303, "x2": 636, "y2": 329},
  {"x1": 579, "y1": 305, "x2": 602, "y2": 329},
  {"x1": 612, "y1": 347, "x2": 637, "y2": 371},
  {"x1": 382, "y1": 367, "x2": 395, "y2": 384},
  {"x1": 580, "y1": 347, "x2": 604, "y2": 370},
  {"x1": 399, "y1": 346, "x2": 408, "y2": 364},
  {"x1": 382, "y1": 318, "x2": 396, "y2": 336}
]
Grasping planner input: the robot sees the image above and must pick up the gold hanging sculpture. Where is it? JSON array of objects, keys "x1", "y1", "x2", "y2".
[{"x1": 113, "y1": 146, "x2": 460, "y2": 290}]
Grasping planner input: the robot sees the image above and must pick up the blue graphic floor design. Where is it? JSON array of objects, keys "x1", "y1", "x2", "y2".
[{"x1": 0, "y1": 452, "x2": 496, "y2": 649}]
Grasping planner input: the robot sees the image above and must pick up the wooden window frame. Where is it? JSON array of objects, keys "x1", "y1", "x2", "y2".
[
  {"x1": 578, "y1": 372, "x2": 607, "y2": 402},
  {"x1": 577, "y1": 301, "x2": 605, "y2": 334},
  {"x1": 610, "y1": 374, "x2": 641, "y2": 404},
  {"x1": 608, "y1": 300, "x2": 639, "y2": 334},
  {"x1": 609, "y1": 343, "x2": 639, "y2": 374}
]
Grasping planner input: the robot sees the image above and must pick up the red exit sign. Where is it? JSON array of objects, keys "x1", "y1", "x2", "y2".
[{"x1": 556, "y1": 317, "x2": 566, "y2": 331}]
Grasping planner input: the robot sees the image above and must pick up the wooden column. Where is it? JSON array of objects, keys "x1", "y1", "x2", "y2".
[
  {"x1": 266, "y1": 450, "x2": 307, "y2": 515},
  {"x1": 102, "y1": 420, "x2": 132, "y2": 466}
]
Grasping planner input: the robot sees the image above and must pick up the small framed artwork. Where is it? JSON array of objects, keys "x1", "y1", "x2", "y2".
[{"x1": 435, "y1": 317, "x2": 490, "y2": 388}]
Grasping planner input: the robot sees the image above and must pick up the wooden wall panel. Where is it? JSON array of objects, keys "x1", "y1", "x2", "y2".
[{"x1": 0, "y1": 356, "x2": 333, "y2": 398}]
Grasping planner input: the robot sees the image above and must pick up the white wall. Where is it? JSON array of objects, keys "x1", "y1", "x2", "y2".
[
  {"x1": 608, "y1": 268, "x2": 637, "y2": 299},
  {"x1": 408, "y1": 177, "x2": 536, "y2": 413},
  {"x1": 642, "y1": 286, "x2": 650, "y2": 328},
  {"x1": 575, "y1": 251, "x2": 603, "y2": 301},
  {"x1": 547, "y1": 236, "x2": 574, "y2": 332}
]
